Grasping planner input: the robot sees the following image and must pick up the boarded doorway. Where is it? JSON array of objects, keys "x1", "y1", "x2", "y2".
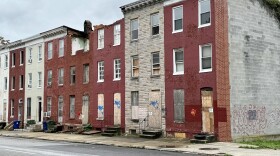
[
  {"x1": 201, "y1": 88, "x2": 214, "y2": 133},
  {"x1": 82, "y1": 95, "x2": 89, "y2": 124},
  {"x1": 114, "y1": 93, "x2": 121, "y2": 126},
  {"x1": 148, "y1": 91, "x2": 161, "y2": 129}
]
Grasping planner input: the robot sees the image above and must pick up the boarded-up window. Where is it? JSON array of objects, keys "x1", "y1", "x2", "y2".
[
  {"x1": 70, "y1": 95, "x2": 75, "y2": 119},
  {"x1": 97, "y1": 94, "x2": 104, "y2": 120},
  {"x1": 132, "y1": 56, "x2": 139, "y2": 78},
  {"x1": 131, "y1": 91, "x2": 139, "y2": 120},
  {"x1": 174, "y1": 89, "x2": 185, "y2": 123}
]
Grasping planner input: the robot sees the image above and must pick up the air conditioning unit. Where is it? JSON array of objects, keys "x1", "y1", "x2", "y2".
[
  {"x1": 18, "y1": 99, "x2": 23, "y2": 103},
  {"x1": 28, "y1": 59, "x2": 32, "y2": 63}
]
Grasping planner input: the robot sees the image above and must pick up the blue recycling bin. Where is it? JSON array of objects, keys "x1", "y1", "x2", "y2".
[
  {"x1": 43, "y1": 121, "x2": 48, "y2": 131},
  {"x1": 13, "y1": 120, "x2": 20, "y2": 129}
]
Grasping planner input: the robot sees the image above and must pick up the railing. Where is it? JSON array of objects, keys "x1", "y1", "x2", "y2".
[{"x1": 139, "y1": 114, "x2": 149, "y2": 134}]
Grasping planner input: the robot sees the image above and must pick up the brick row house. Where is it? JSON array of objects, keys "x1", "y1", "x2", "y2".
[{"x1": 0, "y1": 0, "x2": 279, "y2": 142}]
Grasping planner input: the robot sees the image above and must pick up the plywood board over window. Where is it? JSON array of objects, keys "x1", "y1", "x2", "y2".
[
  {"x1": 148, "y1": 91, "x2": 161, "y2": 129},
  {"x1": 114, "y1": 93, "x2": 121, "y2": 126},
  {"x1": 97, "y1": 94, "x2": 104, "y2": 120},
  {"x1": 201, "y1": 88, "x2": 214, "y2": 133}
]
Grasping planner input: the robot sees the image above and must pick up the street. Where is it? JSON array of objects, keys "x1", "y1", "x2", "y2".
[{"x1": 0, "y1": 136, "x2": 194, "y2": 156}]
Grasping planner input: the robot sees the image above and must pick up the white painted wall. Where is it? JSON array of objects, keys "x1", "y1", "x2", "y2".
[{"x1": 0, "y1": 47, "x2": 9, "y2": 123}]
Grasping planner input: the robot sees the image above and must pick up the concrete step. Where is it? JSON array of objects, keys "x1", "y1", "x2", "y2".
[{"x1": 190, "y1": 139, "x2": 209, "y2": 144}]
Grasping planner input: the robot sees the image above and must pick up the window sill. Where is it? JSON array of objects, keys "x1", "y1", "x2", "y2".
[
  {"x1": 20, "y1": 64, "x2": 23, "y2": 66},
  {"x1": 11, "y1": 89, "x2": 15, "y2": 91},
  {"x1": 38, "y1": 60, "x2": 42, "y2": 63},
  {"x1": 27, "y1": 88, "x2": 32, "y2": 90},
  {"x1": 58, "y1": 56, "x2": 64, "y2": 58},
  {"x1": 83, "y1": 82, "x2": 89, "y2": 84},
  {"x1": 150, "y1": 75, "x2": 160, "y2": 78},
  {"x1": 96, "y1": 118, "x2": 104, "y2": 121},
  {"x1": 4, "y1": 68, "x2": 7, "y2": 70},
  {"x1": 113, "y1": 78, "x2": 121, "y2": 81},
  {"x1": 174, "y1": 121, "x2": 184, "y2": 124},
  {"x1": 151, "y1": 34, "x2": 160, "y2": 39},
  {"x1": 47, "y1": 85, "x2": 52, "y2": 88},
  {"x1": 37, "y1": 87, "x2": 42, "y2": 89},
  {"x1": 97, "y1": 47, "x2": 104, "y2": 50},
  {"x1": 97, "y1": 80, "x2": 104, "y2": 83},
  {"x1": 113, "y1": 44, "x2": 120, "y2": 47},
  {"x1": 130, "y1": 39, "x2": 138, "y2": 43},
  {"x1": 172, "y1": 30, "x2": 183, "y2": 34},
  {"x1": 199, "y1": 69, "x2": 212, "y2": 73},
  {"x1": 11, "y1": 66, "x2": 15, "y2": 68},
  {"x1": 198, "y1": 23, "x2": 211, "y2": 29},
  {"x1": 10, "y1": 116, "x2": 14, "y2": 118},
  {"x1": 131, "y1": 77, "x2": 139, "y2": 80},
  {"x1": 58, "y1": 84, "x2": 64, "y2": 87},
  {"x1": 19, "y1": 88, "x2": 23, "y2": 90},
  {"x1": 173, "y1": 72, "x2": 184, "y2": 76}
]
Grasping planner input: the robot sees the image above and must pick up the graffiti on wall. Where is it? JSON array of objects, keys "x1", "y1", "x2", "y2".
[{"x1": 232, "y1": 104, "x2": 280, "y2": 136}]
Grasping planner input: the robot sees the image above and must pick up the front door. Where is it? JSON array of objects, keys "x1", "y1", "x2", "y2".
[
  {"x1": 148, "y1": 91, "x2": 161, "y2": 129},
  {"x1": 38, "y1": 97, "x2": 42, "y2": 123},
  {"x1": 201, "y1": 89, "x2": 214, "y2": 133},
  {"x1": 82, "y1": 95, "x2": 89, "y2": 124},
  {"x1": 113, "y1": 93, "x2": 121, "y2": 126}
]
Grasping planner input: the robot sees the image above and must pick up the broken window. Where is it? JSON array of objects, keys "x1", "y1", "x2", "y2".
[
  {"x1": 132, "y1": 56, "x2": 139, "y2": 78},
  {"x1": 59, "y1": 39, "x2": 64, "y2": 57},
  {"x1": 70, "y1": 66, "x2": 76, "y2": 85},
  {"x1": 131, "y1": 19, "x2": 138, "y2": 40},
  {"x1": 58, "y1": 68, "x2": 64, "y2": 85},
  {"x1": 173, "y1": 6, "x2": 183, "y2": 32},
  {"x1": 70, "y1": 95, "x2": 75, "y2": 119},
  {"x1": 98, "y1": 61, "x2": 104, "y2": 82},
  {"x1": 174, "y1": 89, "x2": 185, "y2": 123},
  {"x1": 48, "y1": 42, "x2": 53, "y2": 60},
  {"x1": 151, "y1": 13, "x2": 159, "y2": 36},
  {"x1": 173, "y1": 49, "x2": 184, "y2": 74},
  {"x1": 83, "y1": 64, "x2": 89, "y2": 83},
  {"x1": 200, "y1": 44, "x2": 212, "y2": 72},
  {"x1": 152, "y1": 52, "x2": 160, "y2": 75},
  {"x1": 199, "y1": 0, "x2": 211, "y2": 26},
  {"x1": 114, "y1": 24, "x2": 121, "y2": 45},
  {"x1": 98, "y1": 29, "x2": 104, "y2": 49},
  {"x1": 114, "y1": 59, "x2": 121, "y2": 80}
]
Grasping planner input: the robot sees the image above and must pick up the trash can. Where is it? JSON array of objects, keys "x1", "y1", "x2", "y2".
[
  {"x1": 13, "y1": 120, "x2": 20, "y2": 129},
  {"x1": 43, "y1": 121, "x2": 48, "y2": 131}
]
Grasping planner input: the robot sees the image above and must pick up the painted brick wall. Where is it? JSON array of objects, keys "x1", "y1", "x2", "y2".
[
  {"x1": 228, "y1": 0, "x2": 280, "y2": 140},
  {"x1": 124, "y1": 2, "x2": 166, "y2": 133}
]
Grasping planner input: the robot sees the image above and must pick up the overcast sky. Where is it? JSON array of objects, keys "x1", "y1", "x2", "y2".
[{"x1": 0, "y1": 0, "x2": 135, "y2": 42}]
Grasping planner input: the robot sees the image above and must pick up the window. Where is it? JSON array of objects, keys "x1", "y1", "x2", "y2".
[
  {"x1": 59, "y1": 39, "x2": 64, "y2": 57},
  {"x1": 27, "y1": 98, "x2": 31, "y2": 119},
  {"x1": 58, "y1": 68, "x2": 64, "y2": 85},
  {"x1": 38, "y1": 45, "x2": 42, "y2": 61},
  {"x1": 114, "y1": 24, "x2": 121, "y2": 45},
  {"x1": 131, "y1": 91, "x2": 139, "y2": 120},
  {"x1": 3, "y1": 99, "x2": 7, "y2": 121},
  {"x1": 70, "y1": 95, "x2": 75, "y2": 119},
  {"x1": 199, "y1": 0, "x2": 211, "y2": 27},
  {"x1": 58, "y1": 96, "x2": 63, "y2": 122},
  {"x1": 47, "y1": 70, "x2": 52, "y2": 86},
  {"x1": 83, "y1": 64, "x2": 89, "y2": 83},
  {"x1": 47, "y1": 97, "x2": 52, "y2": 115},
  {"x1": 173, "y1": 49, "x2": 184, "y2": 75},
  {"x1": 98, "y1": 61, "x2": 104, "y2": 82},
  {"x1": 151, "y1": 13, "x2": 159, "y2": 36},
  {"x1": 97, "y1": 94, "x2": 104, "y2": 120},
  {"x1": 173, "y1": 6, "x2": 183, "y2": 32},
  {"x1": 132, "y1": 56, "x2": 139, "y2": 78},
  {"x1": 11, "y1": 52, "x2": 15, "y2": 67},
  {"x1": 11, "y1": 99, "x2": 14, "y2": 117},
  {"x1": 199, "y1": 44, "x2": 212, "y2": 72},
  {"x1": 28, "y1": 73, "x2": 32, "y2": 88},
  {"x1": 28, "y1": 48, "x2": 32, "y2": 63},
  {"x1": 152, "y1": 52, "x2": 160, "y2": 75},
  {"x1": 98, "y1": 29, "x2": 104, "y2": 49},
  {"x1": 70, "y1": 66, "x2": 76, "y2": 85},
  {"x1": 131, "y1": 19, "x2": 138, "y2": 40},
  {"x1": 19, "y1": 75, "x2": 24, "y2": 89},
  {"x1": 20, "y1": 51, "x2": 24, "y2": 65},
  {"x1": 4, "y1": 54, "x2": 8, "y2": 68},
  {"x1": 4, "y1": 77, "x2": 7, "y2": 91},
  {"x1": 174, "y1": 89, "x2": 185, "y2": 123},
  {"x1": 48, "y1": 42, "x2": 53, "y2": 60},
  {"x1": 11, "y1": 76, "x2": 15, "y2": 90},
  {"x1": 0, "y1": 56, "x2": 1, "y2": 68},
  {"x1": 114, "y1": 59, "x2": 121, "y2": 80},
  {"x1": 38, "y1": 72, "x2": 42, "y2": 88}
]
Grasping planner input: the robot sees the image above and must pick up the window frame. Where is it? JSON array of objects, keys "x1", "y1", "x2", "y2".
[
  {"x1": 172, "y1": 5, "x2": 183, "y2": 33},
  {"x1": 47, "y1": 70, "x2": 52, "y2": 86},
  {"x1": 114, "y1": 59, "x2": 121, "y2": 81},
  {"x1": 11, "y1": 99, "x2": 14, "y2": 117},
  {"x1": 4, "y1": 54, "x2": 8, "y2": 69},
  {"x1": 83, "y1": 64, "x2": 89, "y2": 84},
  {"x1": 58, "y1": 68, "x2": 64, "y2": 86},
  {"x1": 27, "y1": 73, "x2": 32, "y2": 88},
  {"x1": 4, "y1": 77, "x2": 8, "y2": 91},
  {"x1": 28, "y1": 48, "x2": 32, "y2": 64},
  {"x1": 131, "y1": 55, "x2": 139, "y2": 78},
  {"x1": 198, "y1": 0, "x2": 211, "y2": 28},
  {"x1": 98, "y1": 29, "x2": 104, "y2": 49},
  {"x1": 199, "y1": 44, "x2": 212, "y2": 73},
  {"x1": 173, "y1": 48, "x2": 184, "y2": 75},
  {"x1": 173, "y1": 89, "x2": 185, "y2": 123},
  {"x1": 151, "y1": 52, "x2": 160, "y2": 76},
  {"x1": 47, "y1": 97, "x2": 52, "y2": 115},
  {"x1": 11, "y1": 52, "x2": 15, "y2": 67},
  {"x1": 131, "y1": 18, "x2": 139, "y2": 41},
  {"x1": 97, "y1": 61, "x2": 104, "y2": 82},
  {"x1": 70, "y1": 66, "x2": 76, "y2": 85},
  {"x1": 69, "y1": 95, "x2": 75, "y2": 119},
  {"x1": 59, "y1": 39, "x2": 64, "y2": 57},
  {"x1": 19, "y1": 75, "x2": 24, "y2": 90},
  {"x1": 151, "y1": 12, "x2": 160, "y2": 36},
  {"x1": 38, "y1": 72, "x2": 42, "y2": 88},
  {"x1": 114, "y1": 24, "x2": 121, "y2": 46},
  {"x1": 47, "y1": 42, "x2": 53, "y2": 60},
  {"x1": 38, "y1": 45, "x2": 42, "y2": 62},
  {"x1": 20, "y1": 51, "x2": 24, "y2": 65},
  {"x1": 11, "y1": 76, "x2": 15, "y2": 90}
]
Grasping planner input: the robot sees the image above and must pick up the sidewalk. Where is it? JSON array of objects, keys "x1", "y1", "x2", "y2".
[{"x1": 0, "y1": 130, "x2": 279, "y2": 156}]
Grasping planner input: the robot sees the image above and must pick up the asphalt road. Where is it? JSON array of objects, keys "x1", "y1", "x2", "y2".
[{"x1": 0, "y1": 136, "x2": 195, "y2": 156}]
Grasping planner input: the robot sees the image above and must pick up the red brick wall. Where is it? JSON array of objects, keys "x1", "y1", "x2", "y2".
[
  {"x1": 9, "y1": 48, "x2": 25, "y2": 125},
  {"x1": 90, "y1": 19, "x2": 125, "y2": 130},
  {"x1": 164, "y1": 0, "x2": 230, "y2": 140}
]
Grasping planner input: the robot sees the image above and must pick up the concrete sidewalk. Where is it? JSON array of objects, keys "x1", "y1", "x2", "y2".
[{"x1": 0, "y1": 130, "x2": 279, "y2": 156}]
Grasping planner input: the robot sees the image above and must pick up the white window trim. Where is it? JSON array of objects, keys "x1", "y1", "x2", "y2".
[
  {"x1": 28, "y1": 73, "x2": 32, "y2": 89},
  {"x1": 4, "y1": 54, "x2": 8, "y2": 69},
  {"x1": 131, "y1": 56, "x2": 139, "y2": 78},
  {"x1": 113, "y1": 24, "x2": 121, "y2": 46},
  {"x1": 173, "y1": 49, "x2": 184, "y2": 75},
  {"x1": 151, "y1": 12, "x2": 160, "y2": 36},
  {"x1": 113, "y1": 59, "x2": 121, "y2": 81},
  {"x1": 28, "y1": 48, "x2": 32, "y2": 64},
  {"x1": 38, "y1": 72, "x2": 42, "y2": 88},
  {"x1": 59, "y1": 39, "x2": 64, "y2": 57},
  {"x1": 19, "y1": 75, "x2": 23, "y2": 90},
  {"x1": 38, "y1": 45, "x2": 42, "y2": 62},
  {"x1": 151, "y1": 52, "x2": 160, "y2": 76},
  {"x1": 172, "y1": 5, "x2": 183, "y2": 34},
  {"x1": 198, "y1": 0, "x2": 211, "y2": 28},
  {"x1": 58, "y1": 68, "x2": 64, "y2": 86},
  {"x1": 48, "y1": 42, "x2": 53, "y2": 60},
  {"x1": 199, "y1": 44, "x2": 212, "y2": 73},
  {"x1": 20, "y1": 51, "x2": 24, "y2": 66},
  {"x1": 11, "y1": 53, "x2": 15, "y2": 68},
  {"x1": 97, "y1": 61, "x2": 104, "y2": 83},
  {"x1": 97, "y1": 29, "x2": 104, "y2": 50},
  {"x1": 131, "y1": 18, "x2": 139, "y2": 41}
]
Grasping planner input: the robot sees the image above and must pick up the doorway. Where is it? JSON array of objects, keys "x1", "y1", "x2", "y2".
[
  {"x1": 82, "y1": 95, "x2": 89, "y2": 124},
  {"x1": 113, "y1": 93, "x2": 121, "y2": 126},
  {"x1": 38, "y1": 97, "x2": 42, "y2": 123},
  {"x1": 201, "y1": 88, "x2": 214, "y2": 133},
  {"x1": 147, "y1": 90, "x2": 161, "y2": 129}
]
